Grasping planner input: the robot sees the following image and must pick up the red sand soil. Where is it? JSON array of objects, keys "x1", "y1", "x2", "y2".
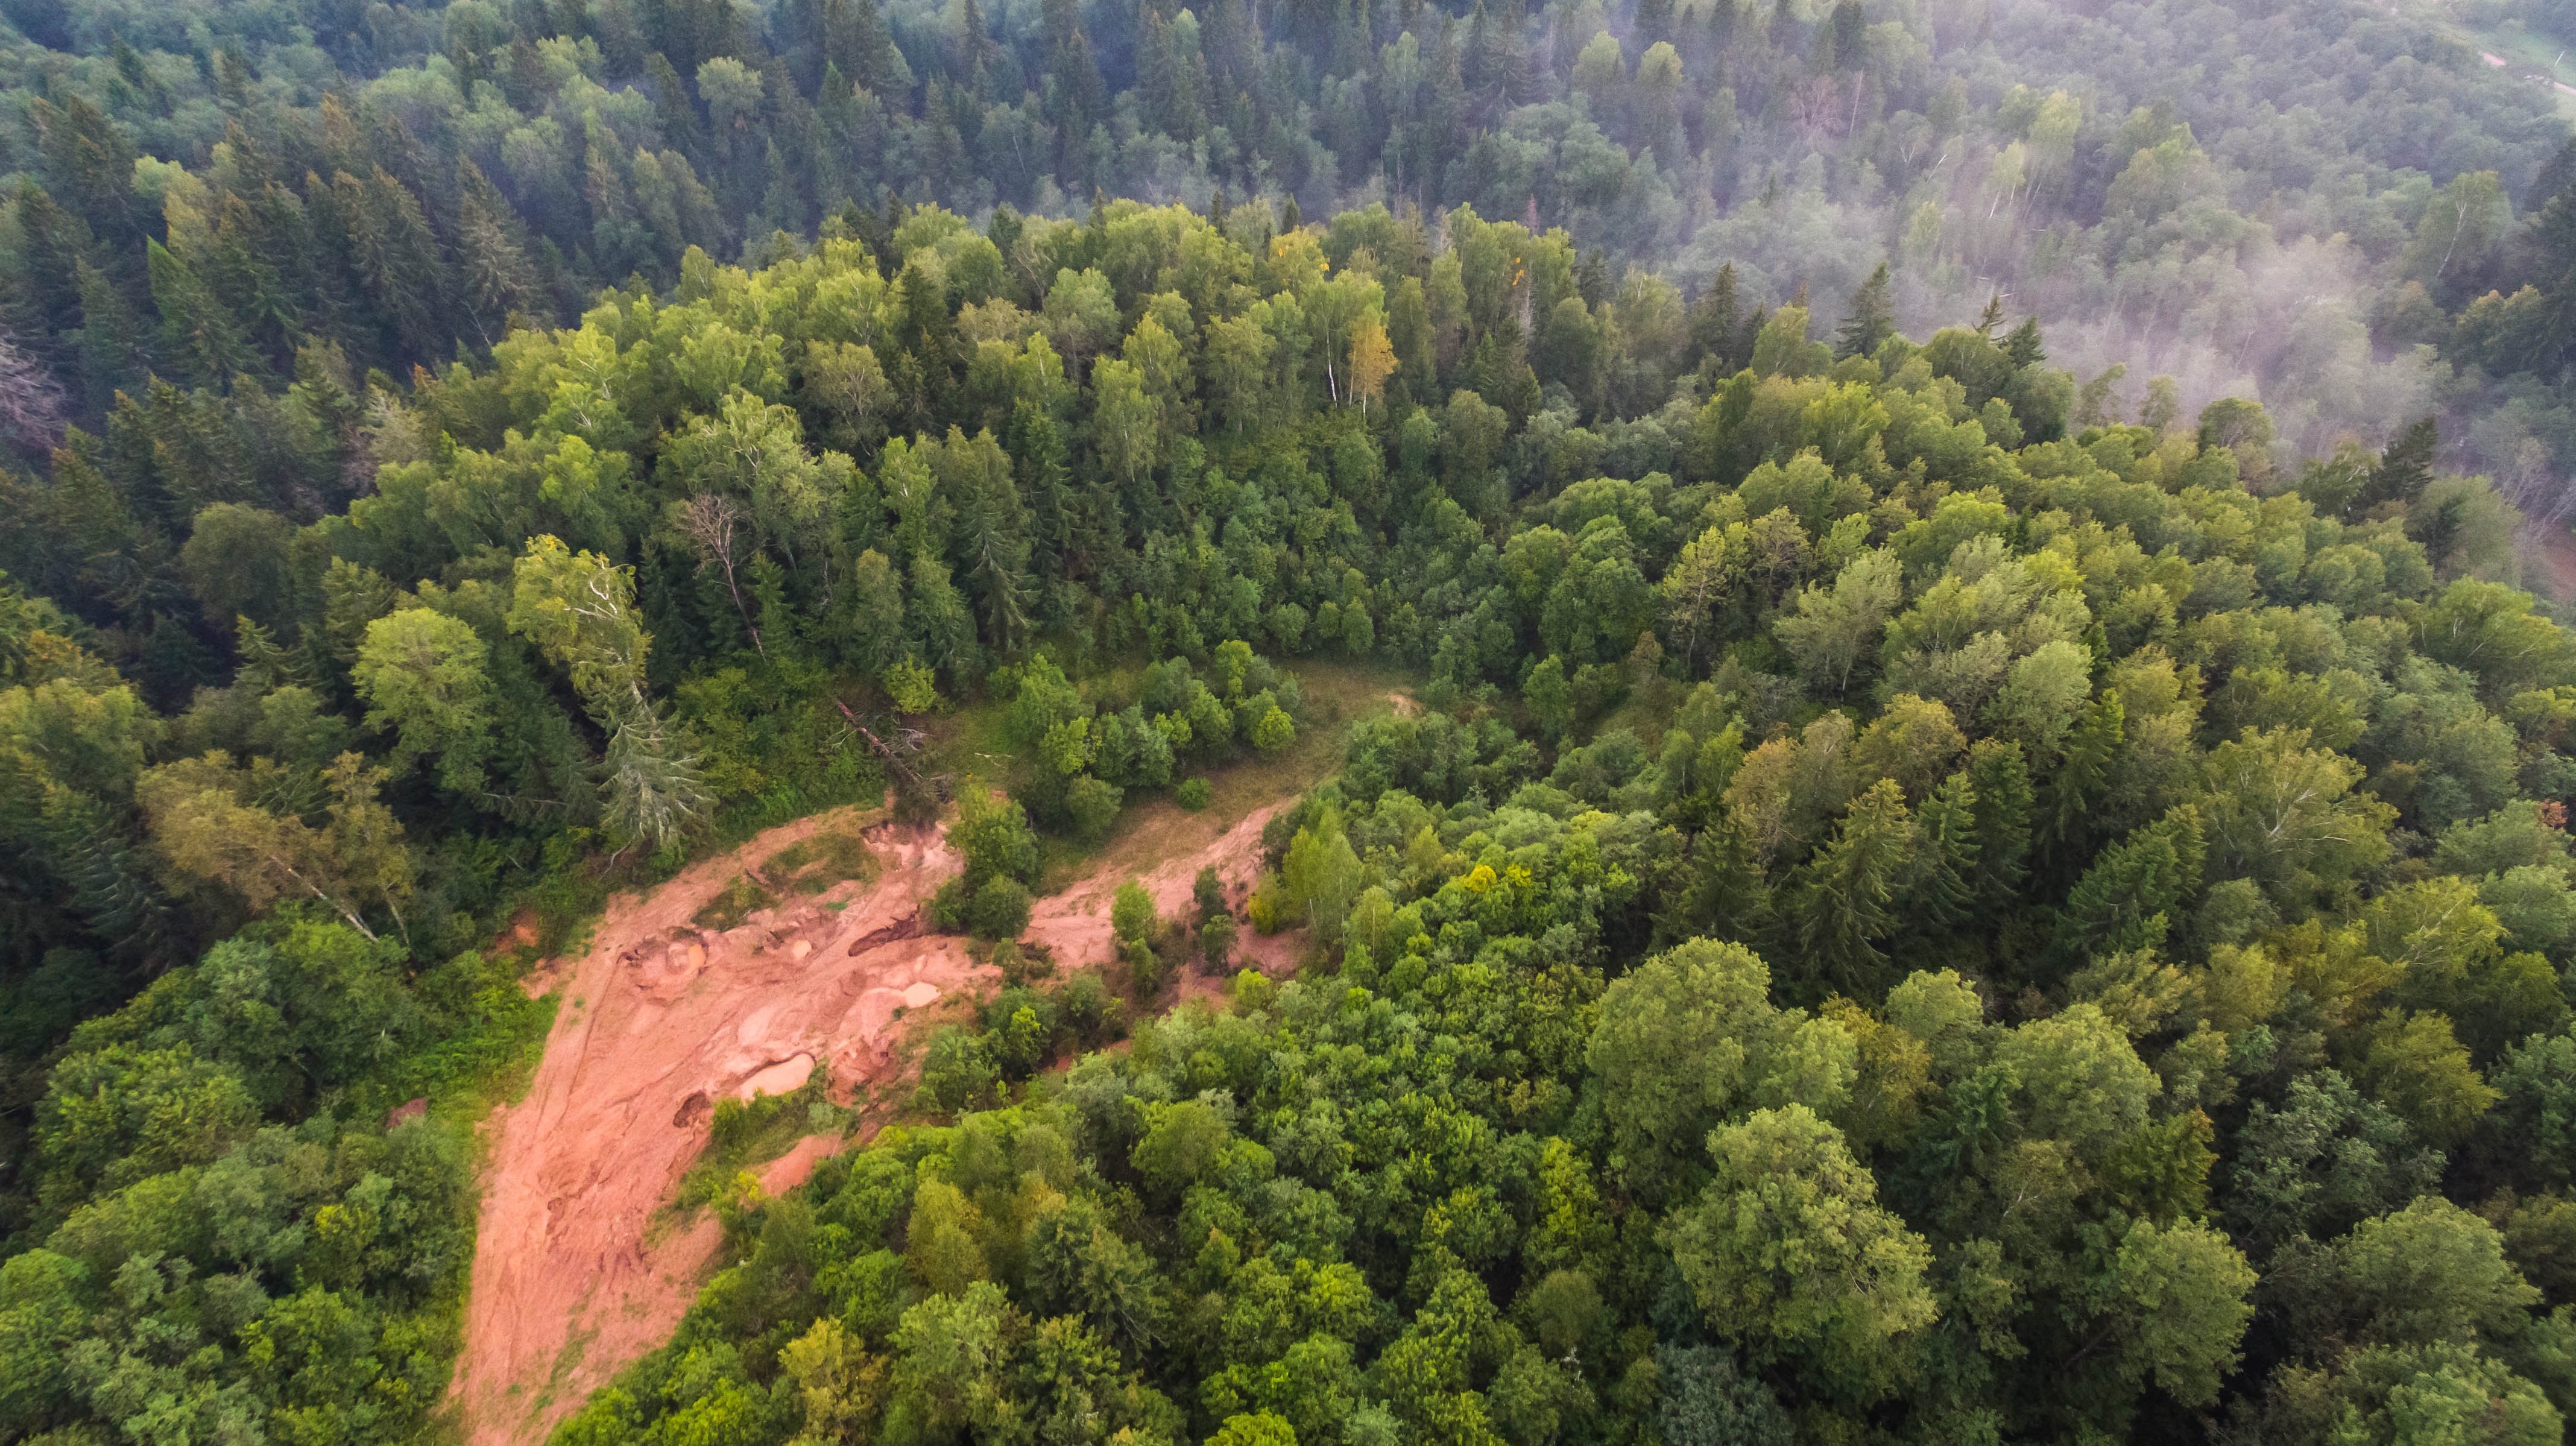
[{"x1": 454, "y1": 797, "x2": 1302, "y2": 1445}]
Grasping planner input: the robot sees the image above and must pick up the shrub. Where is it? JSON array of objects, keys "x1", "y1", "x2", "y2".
[
  {"x1": 917, "y1": 1026, "x2": 995, "y2": 1111},
  {"x1": 1067, "y1": 774, "x2": 1123, "y2": 841},
  {"x1": 1059, "y1": 971, "x2": 1127, "y2": 1046},
  {"x1": 1177, "y1": 777, "x2": 1212, "y2": 810},
  {"x1": 929, "y1": 876, "x2": 970, "y2": 931},
  {"x1": 1200, "y1": 912, "x2": 1237, "y2": 973},
  {"x1": 965, "y1": 877, "x2": 1032, "y2": 940},
  {"x1": 1111, "y1": 880, "x2": 1158, "y2": 945}
]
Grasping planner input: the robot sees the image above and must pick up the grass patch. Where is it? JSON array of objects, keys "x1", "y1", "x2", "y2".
[
  {"x1": 1034, "y1": 658, "x2": 1416, "y2": 891},
  {"x1": 763, "y1": 829, "x2": 878, "y2": 895},
  {"x1": 669, "y1": 1070, "x2": 847, "y2": 1221},
  {"x1": 692, "y1": 874, "x2": 777, "y2": 931}
]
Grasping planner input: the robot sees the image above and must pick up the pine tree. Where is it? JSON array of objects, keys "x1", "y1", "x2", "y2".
[
  {"x1": 1966, "y1": 737, "x2": 2031, "y2": 906},
  {"x1": 1834, "y1": 261, "x2": 1893, "y2": 359},
  {"x1": 334, "y1": 168, "x2": 452, "y2": 362},
  {"x1": 1975, "y1": 289, "x2": 2006, "y2": 338},
  {"x1": 453, "y1": 159, "x2": 540, "y2": 342},
  {"x1": 7, "y1": 180, "x2": 93, "y2": 365},
  {"x1": 1688, "y1": 262, "x2": 1741, "y2": 374},
  {"x1": 2004, "y1": 315, "x2": 2046, "y2": 367},
  {"x1": 31, "y1": 93, "x2": 141, "y2": 247},
  {"x1": 1009, "y1": 397, "x2": 1075, "y2": 579},
  {"x1": 2356, "y1": 415, "x2": 2438, "y2": 513},
  {"x1": 1789, "y1": 778, "x2": 1913, "y2": 998},
  {"x1": 2044, "y1": 687, "x2": 2124, "y2": 856},
  {"x1": 1910, "y1": 770, "x2": 1980, "y2": 927},
  {"x1": 77, "y1": 257, "x2": 153, "y2": 399},
  {"x1": 1634, "y1": 0, "x2": 1675, "y2": 48},
  {"x1": 1663, "y1": 819, "x2": 1775, "y2": 947},
  {"x1": 2051, "y1": 804, "x2": 2205, "y2": 962}
]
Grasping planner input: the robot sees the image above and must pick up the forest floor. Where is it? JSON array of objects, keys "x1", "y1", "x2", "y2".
[{"x1": 449, "y1": 669, "x2": 1404, "y2": 1445}]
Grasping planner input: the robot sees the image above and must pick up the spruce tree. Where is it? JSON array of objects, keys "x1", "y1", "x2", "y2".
[
  {"x1": 1790, "y1": 777, "x2": 1913, "y2": 997},
  {"x1": 2004, "y1": 315, "x2": 2046, "y2": 367},
  {"x1": 1834, "y1": 262, "x2": 1893, "y2": 359},
  {"x1": 1688, "y1": 262, "x2": 1741, "y2": 373},
  {"x1": 2357, "y1": 415, "x2": 2438, "y2": 513}
]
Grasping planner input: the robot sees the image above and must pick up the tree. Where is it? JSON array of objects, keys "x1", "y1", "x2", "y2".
[
  {"x1": 1787, "y1": 779, "x2": 1913, "y2": 996},
  {"x1": 137, "y1": 750, "x2": 415, "y2": 941},
  {"x1": 2051, "y1": 805, "x2": 2204, "y2": 961},
  {"x1": 1280, "y1": 808, "x2": 1362, "y2": 941},
  {"x1": 2098, "y1": 1220, "x2": 2256, "y2": 1406},
  {"x1": 353, "y1": 607, "x2": 495, "y2": 794},
  {"x1": 1661, "y1": 1104, "x2": 1936, "y2": 1397},
  {"x1": 673, "y1": 491, "x2": 765, "y2": 657},
  {"x1": 1348, "y1": 317, "x2": 1397, "y2": 409},
  {"x1": 1588, "y1": 938, "x2": 1854, "y2": 1199},
  {"x1": 507, "y1": 535, "x2": 709, "y2": 847},
  {"x1": 148, "y1": 239, "x2": 254, "y2": 388},
  {"x1": 2199, "y1": 727, "x2": 2394, "y2": 915},
  {"x1": 1524, "y1": 655, "x2": 1574, "y2": 740},
  {"x1": 1775, "y1": 550, "x2": 1901, "y2": 695},
  {"x1": 2357, "y1": 415, "x2": 2439, "y2": 514},
  {"x1": 1834, "y1": 264, "x2": 1893, "y2": 359}
]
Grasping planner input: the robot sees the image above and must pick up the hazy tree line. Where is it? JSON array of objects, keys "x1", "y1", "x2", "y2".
[{"x1": 0, "y1": 0, "x2": 2568, "y2": 487}]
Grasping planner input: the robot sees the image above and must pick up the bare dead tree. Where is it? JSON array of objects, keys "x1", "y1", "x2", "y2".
[
  {"x1": 0, "y1": 329, "x2": 68, "y2": 454},
  {"x1": 2499, "y1": 438, "x2": 2575, "y2": 531},
  {"x1": 675, "y1": 491, "x2": 765, "y2": 658}
]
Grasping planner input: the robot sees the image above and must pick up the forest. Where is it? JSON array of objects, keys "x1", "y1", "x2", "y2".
[{"x1": 1, "y1": 0, "x2": 2576, "y2": 1441}]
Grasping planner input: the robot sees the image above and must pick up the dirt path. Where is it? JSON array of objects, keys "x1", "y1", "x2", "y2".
[{"x1": 454, "y1": 795, "x2": 1304, "y2": 1445}]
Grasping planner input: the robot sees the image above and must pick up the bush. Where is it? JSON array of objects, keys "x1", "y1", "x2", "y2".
[
  {"x1": 1200, "y1": 912, "x2": 1237, "y2": 973},
  {"x1": 1111, "y1": 880, "x2": 1158, "y2": 946},
  {"x1": 1059, "y1": 972, "x2": 1127, "y2": 1046},
  {"x1": 1122, "y1": 937, "x2": 1164, "y2": 996},
  {"x1": 965, "y1": 877, "x2": 1033, "y2": 940},
  {"x1": 1177, "y1": 777, "x2": 1212, "y2": 810},
  {"x1": 917, "y1": 1025, "x2": 995, "y2": 1111},
  {"x1": 929, "y1": 876, "x2": 970, "y2": 931},
  {"x1": 1252, "y1": 707, "x2": 1296, "y2": 752},
  {"x1": 1067, "y1": 774, "x2": 1124, "y2": 842}
]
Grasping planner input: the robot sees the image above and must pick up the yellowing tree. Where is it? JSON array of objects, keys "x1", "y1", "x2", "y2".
[
  {"x1": 138, "y1": 751, "x2": 415, "y2": 942},
  {"x1": 1348, "y1": 316, "x2": 1396, "y2": 409}
]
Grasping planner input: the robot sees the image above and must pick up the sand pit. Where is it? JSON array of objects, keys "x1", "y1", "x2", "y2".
[{"x1": 455, "y1": 795, "x2": 1305, "y2": 1445}]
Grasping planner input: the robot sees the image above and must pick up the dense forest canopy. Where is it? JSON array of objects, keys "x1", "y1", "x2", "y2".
[
  {"x1": 0, "y1": 0, "x2": 2568, "y2": 477},
  {"x1": 4, "y1": 0, "x2": 2576, "y2": 1441}
]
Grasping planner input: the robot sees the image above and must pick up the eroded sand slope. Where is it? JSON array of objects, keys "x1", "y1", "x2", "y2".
[{"x1": 456, "y1": 797, "x2": 1297, "y2": 1445}]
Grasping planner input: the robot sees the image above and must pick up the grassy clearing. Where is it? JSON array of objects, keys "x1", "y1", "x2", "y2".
[
  {"x1": 2414, "y1": 0, "x2": 2576, "y2": 116},
  {"x1": 666, "y1": 1071, "x2": 848, "y2": 1222},
  {"x1": 691, "y1": 874, "x2": 778, "y2": 930},
  {"x1": 908, "y1": 658, "x2": 1415, "y2": 888},
  {"x1": 763, "y1": 829, "x2": 879, "y2": 895},
  {"x1": 1036, "y1": 658, "x2": 1416, "y2": 891}
]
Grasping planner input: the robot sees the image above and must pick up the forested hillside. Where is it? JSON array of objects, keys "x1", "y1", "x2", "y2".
[
  {"x1": 0, "y1": 0, "x2": 2569, "y2": 480},
  {"x1": 469, "y1": 218, "x2": 2576, "y2": 1446},
  {"x1": 4, "y1": 0, "x2": 2576, "y2": 1441}
]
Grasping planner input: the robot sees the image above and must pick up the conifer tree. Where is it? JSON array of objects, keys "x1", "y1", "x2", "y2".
[
  {"x1": 1834, "y1": 262, "x2": 1893, "y2": 359},
  {"x1": 1790, "y1": 778, "x2": 1913, "y2": 996},
  {"x1": 2357, "y1": 415, "x2": 2438, "y2": 513},
  {"x1": 1688, "y1": 262, "x2": 1743, "y2": 374}
]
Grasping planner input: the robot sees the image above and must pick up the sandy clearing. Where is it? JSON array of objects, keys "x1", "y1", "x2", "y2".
[{"x1": 455, "y1": 794, "x2": 1307, "y2": 1445}]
